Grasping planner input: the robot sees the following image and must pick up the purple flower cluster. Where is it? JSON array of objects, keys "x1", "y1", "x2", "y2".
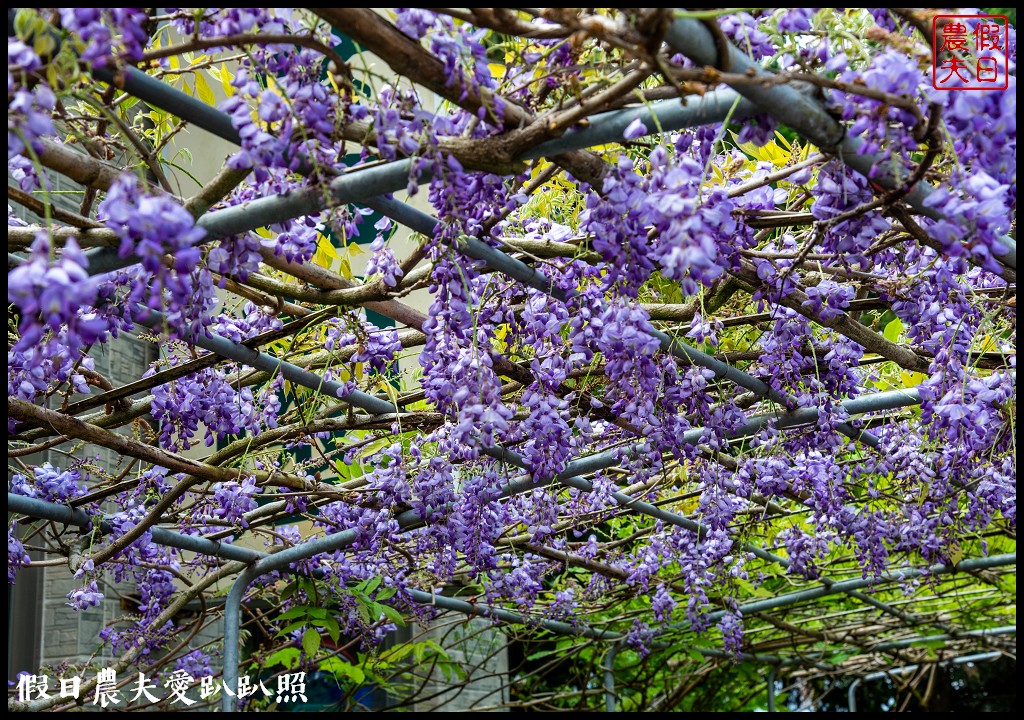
[
  {"x1": 371, "y1": 84, "x2": 443, "y2": 162},
  {"x1": 59, "y1": 8, "x2": 149, "y2": 67},
  {"x1": 4, "y1": 7, "x2": 1018, "y2": 670},
  {"x1": 222, "y1": 44, "x2": 340, "y2": 173},
  {"x1": 720, "y1": 12, "x2": 775, "y2": 61},
  {"x1": 810, "y1": 163, "x2": 891, "y2": 262},
  {"x1": 837, "y1": 50, "x2": 927, "y2": 161},
  {"x1": 717, "y1": 610, "x2": 745, "y2": 658},
  {"x1": 582, "y1": 146, "x2": 742, "y2": 297},
  {"x1": 66, "y1": 580, "x2": 104, "y2": 611},
  {"x1": 10, "y1": 463, "x2": 87, "y2": 503},
  {"x1": 99, "y1": 174, "x2": 216, "y2": 338},
  {"x1": 802, "y1": 279, "x2": 855, "y2": 321},
  {"x1": 777, "y1": 8, "x2": 818, "y2": 33},
  {"x1": 922, "y1": 172, "x2": 1015, "y2": 271},
  {"x1": 8, "y1": 525, "x2": 31, "y2": 583},
  {"x1": 150, "y1": 365, "x2": 269, "y2": 451},
  {"x1": 650, "y1": 584, "x2": 677, "y2": 623},
  {"x1": 208, "y1": 476, "x2": 261, "y2": 527},
  {"x1": 920, "y1": 370, "x2": 1015, "y2": 457},
  {"x1": 325, "y1": 316, "x2": 402, "y2": 374},
  {"x1": 365, "y1": 237, "x2": 404, "y2": 288},
  {"x1": 8, "y1": 234, "x2": 102, "y2": 355},
  {"x1": 207, "y1": 232, "x2": 264, "y2": 282},
  {"x1": 8, "y1": 40, "x2": 55, "y2": 162},
  {"x1": 942, "y1": 80, "x2": 1016, "y2": 189},
  {"x1": 394, "y1": 9, "x2": 500, "y2": 110}
]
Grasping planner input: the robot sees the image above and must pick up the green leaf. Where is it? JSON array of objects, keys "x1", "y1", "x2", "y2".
[
  {"x1": 194, "y1": 72, "x2": 216, "y2": 106},
  {"x1": 379, "y1": 604, "x2": 407, "y2": 626},
  {"x1": 277, "y1": 607, "x2": 309, "y2": 621},
  {"x1": 359, "y1": 576, "x2": 383, "y2": 595},
  {"x1": 302, "y1": 627, "x2": 321, "y2": 658},
  {"x1": 265, "y1": 647, "x2": 301, "y2": 670},
  {"x1": 316, "y1": 616, "x2": 341, "y2": 643},
  {"x1": 277, "y1": 621, "x2": 308, "y2": 636},
  {"x1": 325, "y1": 661, "x2": 364, "y2": 684},
  {"x1": 883, "y1": 318, "x2": 904, "y2": 344},
  {"x1": 380, "y1": 643, "x2": 415, "y2": 663}
]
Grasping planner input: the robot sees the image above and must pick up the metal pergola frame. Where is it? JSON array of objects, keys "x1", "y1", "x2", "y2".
[{"x1": 7, "y1": 7, "x2": 1016, "y2": 714}]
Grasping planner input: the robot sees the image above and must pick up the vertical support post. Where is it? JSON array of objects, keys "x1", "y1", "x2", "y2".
[
  {"x1": 767, "y1": 666, "x2": 777, "y2": 712},
  {"x1": 222, "y1": 566, "x2": 261, "y2": 712},
  {"x1": 848, "y1": 678, "x2": 862, "y2": 713},
  {"x1": 604, "y1": 641, "x2": 620, "y2": 712}
]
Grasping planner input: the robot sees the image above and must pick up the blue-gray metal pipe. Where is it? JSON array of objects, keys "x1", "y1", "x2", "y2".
[
  {"x1": 524, "y1": 89, "x2": 756, "y2": 160},
  {"x1": 559, "y1": 474, "x2": 791, "y2": 568},
  {"x1": 93, "y1": 65, "x2": 242, "y2": 145},
  {"x1": 133, "y1": 308, "x2": 398, "y2": 416},
  {"x1": 221, "y1": 527, "x2": 358, "y2": 711},
  {"x1": 82, "y1": 159, "x2": 422, "y2": 276},
  {"x1": 222, "y1": 564, "x2": 264, "y2": 712},
  {"x1": 412, "y1": 385, "x2": 918, "y2": 558},
  {"x1": 664, "y1": 15, "x2": 1016, "y2": 271},
  {"x1": 556, "y1": 385, "x2": 921, "y2": 483},
  {"x1": 80, "y1": 83, "x2": 757, "y2": 276},
  {"x1": 604, "y1": 641, "x2": 620, "y2": 712},
  {"x1": 11, "y1": 487, "x2": 1000, "y2": 710},
  {"x1": 4, "y1": 492, "x2": 623, "y2": 710},
  {"x1": 405, "y1": 589, "x2": 621, "y2": 642},
  {"x1": 363, "y1": 195, "x2": 568, "y2": 301},
  {"x1": 669, "y1": 553, "x2": 1016, "y2": 634},
  {"x1": 7, "y1": 492, "x2": 264, "y2": 564},
  {"x1": 867, "y1": 626, "x2": 1016, "y2": 653},
  {"x1": 767, "y1": 666, "x2": 777, "y2": 712},
  {"x1": 29, "y1": 10, "x2": 1014, "y2": 275},
  {"x1": 848, "y1": 650, "x2": 1004, "y2": 712}
]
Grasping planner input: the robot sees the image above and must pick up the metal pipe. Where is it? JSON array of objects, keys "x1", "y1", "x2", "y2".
[
  {"x1": 82, "y1": 159, "x2": 421, "y2": 275},
  {"x1": 7, "y1": 492, "x2": 263, "y2": 564},
  {"x1": 404, "y1": 589, "x2": 620, "y2": 642},
  {"x1": 92, "y1": 65, "x2": 242, "y2": 145},
  {"x1": 9, "y1": 493, "x2": 1007, "y2": 711},
  {"x1": 604, "y1": 641, "x2": 620, "y2": 712},
  {"x1": 556, "y1": 385, "x2": 921, "y2": 483},
  {"x1": 79, "y1": 85, "x2": 754, "y2": 275},
  {"x1": 133, "y1": 308, "x2": 398, "y2": 416},
  {"x1": 40, "y1": 34, "x2": 895, "y2": 458},
  {"x1": 866, "y1": 626, "x2": 1016, "y2": 653},
  {"x1": 558, "y1": 474, "x2": 790, "y2": 567},
  {"x1": 219, "y1": 522, "x2": 629, "y2": 711},
  {"x1": 848, "y1": 650, "x2": 1004, "y2": 712},
  {"x1": 678, "y1": 553, "x2": 1017, "y2": 631},
  {"x1": 523, "y1": 89, "x2": 756, "y2": 160},
  {"x1": 663, "y1": 15, "x2": 1016, "y2": 271},
  {"x1": 767, "y1": 666, "x2": 777, "y2": 712},
  {"x1": 222, "y1": 564, "x2": 263, "y2": 712}
]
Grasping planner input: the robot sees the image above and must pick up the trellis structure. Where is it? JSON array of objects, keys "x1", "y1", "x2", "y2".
[{"x1": 7, "y1": 7, "x2": 1016, "y2": 713}]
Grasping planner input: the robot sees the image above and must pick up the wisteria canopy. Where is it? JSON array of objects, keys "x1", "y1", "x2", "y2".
[{"x1": 7, "y1": 6, "x2": 1017, "y2": 712}]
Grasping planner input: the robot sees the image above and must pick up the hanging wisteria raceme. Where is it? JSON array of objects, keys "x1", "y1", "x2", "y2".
[{"x1": 5, "y1": 7, "x2": 1016, "y2": 713}]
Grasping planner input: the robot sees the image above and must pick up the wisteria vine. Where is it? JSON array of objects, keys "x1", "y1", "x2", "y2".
[{"x1": 6, "y1": 6, "x2": 1016, "y2": 713}]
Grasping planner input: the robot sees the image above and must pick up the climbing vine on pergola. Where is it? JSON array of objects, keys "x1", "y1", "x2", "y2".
[{"x1": 7, "y1": 7, "x2": 1016, "y2": 712}]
